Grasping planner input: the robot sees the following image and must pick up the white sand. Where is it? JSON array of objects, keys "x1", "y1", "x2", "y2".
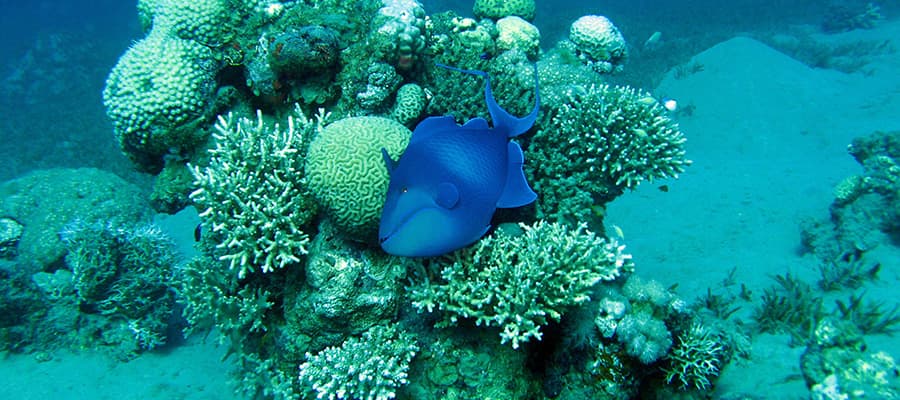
[{"x1": 607, "y1": 21, "x2": 900, "y2": 398}]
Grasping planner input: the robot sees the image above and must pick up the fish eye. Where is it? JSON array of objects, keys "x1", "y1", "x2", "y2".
[{"x1": 401, "y1": 187, "x2": 408, "y2": 193}]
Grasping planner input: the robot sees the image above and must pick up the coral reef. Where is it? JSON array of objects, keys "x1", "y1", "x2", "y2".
[
  {"x1": 495, "y1": 16, "x2": 541, "y2": 59},
  {"x1": 0, "y1": 168, "x2": 150, "y2": 272},
  {"x1": 409, "y1": 221, "x2": 634, "y2": 349},
  {"x1": 298, "y1": 324, "x2": 419, "y2": 400},
  {"x1": 801, "y1": 130, "x2": 900, "y2": 284},
  {"x1": 103, "y1": 30, "x2": 218, "y2": 171},
  {"x1": 370, "y1": 0, "x2": 427, "y2": 71},
  {"x1": 305, "y1": 115, "x2": 411, "y2": 241},
  {"x1": 526, "y1": 83, "x2": 689, "y2": 226},
  {"x1": 390, "y1": 83, "x2": 427, "y2": 127},
  {"x1": 60, "y1": 220, "x2": 179, "y2": 356},
  {"x1": 190, "y1": 107, "x2": 320, "y2": 279},
  {"x1": 91, "y1": 1, "x2": 724, "y2": 398},
  {"x1": 472, "y1": 0, "x2": 536, "y2": 21},
  {"x1": 803, "y1": 317, "x2": 900, "y2": 400},
  {"x1": 567, "y1": 15, "x2": 628, "y2": 74}
]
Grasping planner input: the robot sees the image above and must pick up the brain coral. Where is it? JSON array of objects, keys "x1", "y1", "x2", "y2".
[
  {"x1": 569, "y1": 15, "x2": 628, "y2": 72},
  {"x1": 391, "y1": 83, "x2": 427, "y2": 127},
  {"x1": 473, "y1": 0, "x2": 536, "y2": 21},
  {"x1": 103, "y1": 31, "x2": 218, "y2": 171},
  {"x1": 305, "y1": 116, "x2": 411, "y2": 241}
]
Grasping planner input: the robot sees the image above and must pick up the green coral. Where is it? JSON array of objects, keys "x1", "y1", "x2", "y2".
[
  {"x1": 567, "y1": 15, "x2": 628, "y2": 73},
  {"x1": 136, "y1": 0, "x2": 159, "y2": 32},
  {"x1": 103, "y1": 30, "x2": 218, "y2": 171},
  {"x1": 289, "y1": 220, "x2": 409, "y2": 337},
  {"x1": 473, "y1": 0, "x2": 536, "y2": 21},
  {"x1": 391, "y1": 83, "x2": 426, "y2": 127},
  {"x1": 495, "y1": 16, "x2": 541, "y2": 59},
  {"x1": 409, "y1": 221, "x2": 634, "y2": 349},
  {"x1": 370, "y1": 0, "x2": 427, "y2": 70},
  {"x1": 155, "y1": 0, "x2": 236, "y2": 45},
  {"x1": 305, "y1": 116, "x2": 411, "y2": 241},
  {"x1": 61, "y1": 220, "x2": 179, "y2": 353},
  {"x1": 190, "y1": 107, "x2": 319, "y2": 279},
  {"x1": 526, "y1": 84, "x2": 689, "y2": 225},
  {"x1": 299, "y1": 324, "x2": 419, "y2": 400},
  {"x1": 663, "y1": 323, "x2": 725, "y2": 391},
  {"x1": 0, "y1": 168, "x2": 150, "y2": 271}
]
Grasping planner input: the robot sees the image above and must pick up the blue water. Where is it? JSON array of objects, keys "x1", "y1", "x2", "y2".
[{"x1": 1, "y1": 1, "x2": 898, "y2": 399}]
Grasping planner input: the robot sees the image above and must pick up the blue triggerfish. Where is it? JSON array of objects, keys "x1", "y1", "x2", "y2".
[{"x1": 379, "y1": 63, "x2": 540, "y2": 257}]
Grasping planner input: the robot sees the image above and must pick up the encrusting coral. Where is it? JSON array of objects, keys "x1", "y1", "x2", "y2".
[
  {"x1": 190, "y1": 106, "x2": 320, "y2": 279},
  {"x1": 61, "y1": 220, "x2": 179, "y2": 354}
]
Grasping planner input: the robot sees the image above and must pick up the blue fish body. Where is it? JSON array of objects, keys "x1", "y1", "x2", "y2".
[{"x1": 379, "y1": 64, "x2": 539, "y2": 257}]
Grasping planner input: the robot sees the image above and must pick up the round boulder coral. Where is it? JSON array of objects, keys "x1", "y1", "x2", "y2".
[
  {"x1": 0, "y1": 168, "x2": 150, "y2": 272},
  {"x1": 473, "y1": 0, "x2": 536, "y2": 21},
  {"x1": 496, "y1": 16, "x2": 541, "y2": 58},
  {"x1": 103, "y1": 31, "x2": 218, "y2": 171},
  {"x1": 569, "y1": 15, "x2": 628, "y2": 73},
  {"x1": 305, "y1": 116, "x2": 411, "y2": 241},
  {"x1": 155, "y1": 0, "x2": 234, "y2": 45}
]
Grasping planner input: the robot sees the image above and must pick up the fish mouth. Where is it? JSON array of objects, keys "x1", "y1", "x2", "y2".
[{"x1": 379, "y1": 207, "x2": 434, "y2": 245}]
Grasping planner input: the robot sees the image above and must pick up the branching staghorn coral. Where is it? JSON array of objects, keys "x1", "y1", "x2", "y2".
[
  {"x1": 190, "y1": 106, "x2": 322, "y2": 278},
  {"x1": 298, "y1": 324, "x2": 419, "y2": 400},
  {"x1": 409, "y1": 221, "x2": 634, "y2": 349}
]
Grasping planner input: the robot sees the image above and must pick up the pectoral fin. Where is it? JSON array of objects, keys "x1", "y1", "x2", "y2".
[{"x1": 496, "y1": 141, "x2": 537, "y2": 208}]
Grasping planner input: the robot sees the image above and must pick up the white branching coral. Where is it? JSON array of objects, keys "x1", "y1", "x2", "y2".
[
  {"x1": 409, "y1": 221, "x2": 634, "y2": 349},
  {"x1": 190, "y1": 106, "x2": 322, "y2": 278},
  {"x1": 298, "y1": 325, "x2": 419, "y2": 400}
]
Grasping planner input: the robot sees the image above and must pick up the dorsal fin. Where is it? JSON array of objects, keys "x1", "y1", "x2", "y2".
[
  {"x1": 436, "y1": 63, "x2": 540, "y2": 138},
  {"x1": 381, "y1": 148, "x2": 398, "y2": 175},
  {"x1": 496, "y1": 141, "x2": 537, "y2": 208},
  {"x1": 410, "y1": 115, "x2": 459, "y2": 144}
]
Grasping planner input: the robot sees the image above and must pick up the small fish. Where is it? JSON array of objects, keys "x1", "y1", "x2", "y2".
[
  {"x1": 658, "y1": 185, "x2": 669, "y2": 192},
  {"x1": 610, "y1": 224, "x2": 625, "y2": 240},
  {"x1": 479, "y1": 52, "x2": 492, "y2": 60},
  {"x1": 661, "y1": 97, "x2": 678, "y2": 112},
  {"x1": 637, "y1": 96, "x2": 657, "y2": 106}
]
